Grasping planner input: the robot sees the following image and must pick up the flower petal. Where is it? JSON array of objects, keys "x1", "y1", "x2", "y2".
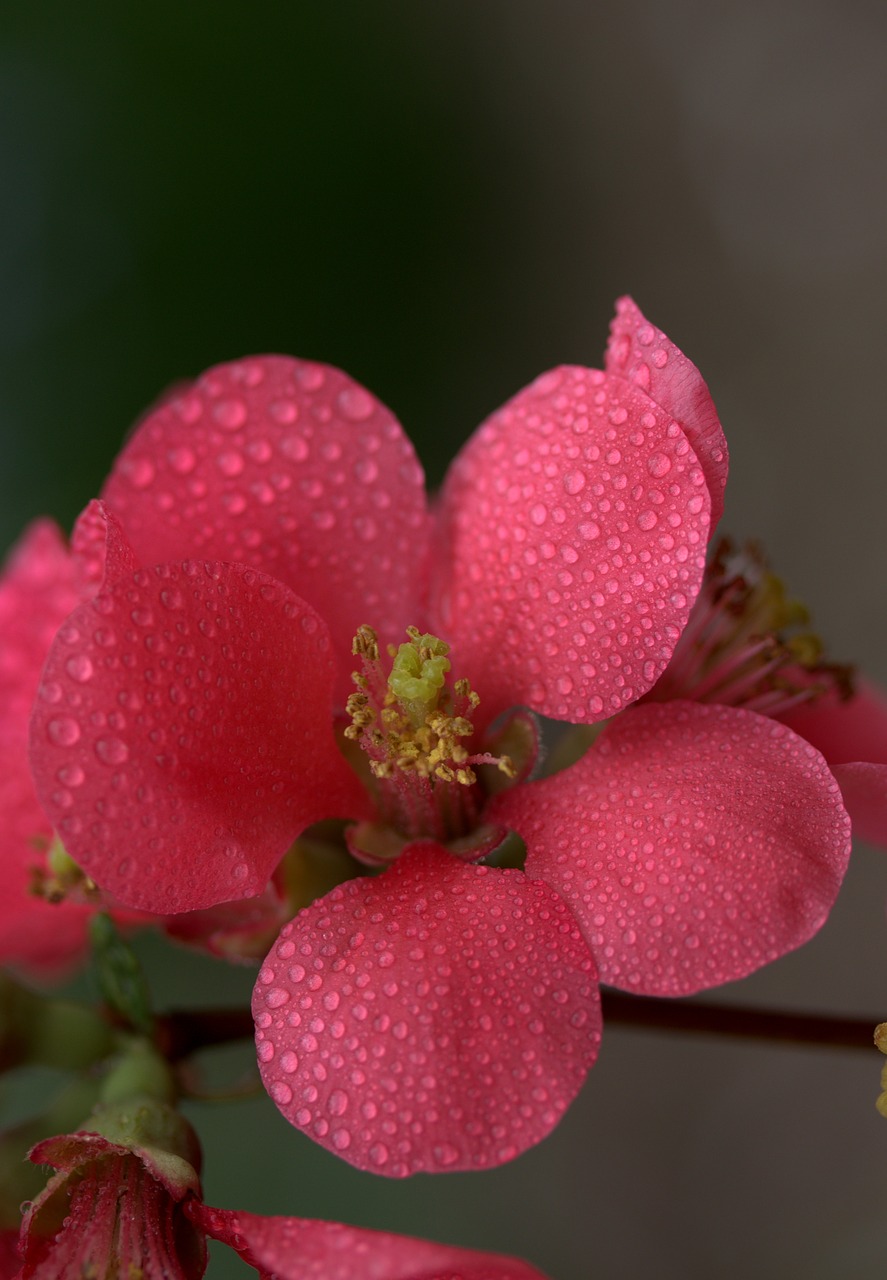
[
  {"x1": 193, "y1": 1204, "x2": 551, "y2": 1280},
  {"x1": 781, "y1": 682, "x2": 887, "y2": 847},
  {"x1": 0, "y1": 522, "x2": 91, "y2": 976},
  {"x1": 605, "y1": 296, "x2": 728, "y2": 528},
  {"x1": 492, "y1": 701, "x2": 851, "y2": 995},
  {"x1": 828, "y1": 762, "x2": 887, "y2": 849},
  {"x1": 101, "y1": 357, "x2": 430, "y2": 693},
  {"x1": 70, "y1": 499, "x2": 139, "y2": 596},
  {"x1": 253, "y1": 845, "x2": 600, "y2": 1176},
  {"x1": 30, "y1": 561, "x2": 367, "y2": 914},
  {"x1": 432, "y1": 368, "x2": 711, "y2": 725}
]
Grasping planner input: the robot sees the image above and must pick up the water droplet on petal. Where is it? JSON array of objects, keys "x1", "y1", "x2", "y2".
[
  {"x1": 65, "y1": 654, "x2": 94, "y2": 683},
  {"x1": 96, "y1": 737, "x2": 129, "y2": 765},
  {"x1": 47, "y1": 717, "x2": 81, "y2": 746},
  {"x1": 337, "y1": 386, "x2": 375, "y2": 421},
  {"x1": 213, "y1": 398, "x2": 247, "y2": 430}
]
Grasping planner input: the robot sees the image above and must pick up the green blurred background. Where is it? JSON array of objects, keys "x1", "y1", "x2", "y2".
[{"x1": 3, "y1": 3, "x2": 887, "y2": 1277}]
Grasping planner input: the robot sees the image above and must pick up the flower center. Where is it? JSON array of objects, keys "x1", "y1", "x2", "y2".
[
  {"x1": 646, "y1": 538, "x2": 854, "y2": 716},
  {"x1": 343, "y1": 625, "x2": 515, "y2": 860}
]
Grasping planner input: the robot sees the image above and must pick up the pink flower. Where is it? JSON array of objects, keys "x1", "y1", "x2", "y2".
[
  {"x1": 17, "y1": 1121, "x2": 205, "y2": 1279},
  {"x1": 780, "y1": 682, "x2": 887, "y2": 848},
  {"x1": 28, "y1": 300, "x2": 851, "y2": 1174},
  {"x1": 0, "y1": 522, "x2": 93, "y2": 977},
  {"x1": 646, "y1": 536, "x2": 887, "y2": 849},
  {"x1": 15, "y1": 1128, "x2": 544, "y2": 1279}
]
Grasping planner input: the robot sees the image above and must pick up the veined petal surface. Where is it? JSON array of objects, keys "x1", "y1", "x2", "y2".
[
  {"x1": 253, "y1": 845, "x2": 600, "y2": 1176},
  {"x1": 30, "y1": 561, "x2": 366, "y2": 914},
  {"x1": 193, "y1": 1205, "x2": 551, "y2": 1280},
  {"x1": 492, "y1": 701, "x2": 850, "y2": 995},
  {"x1": 432, "y1": 368, "x2": 710, "y2": 725},
  {"x1": 605, "y1": 296, "x2": 728, "y2": 527},
  {"x1": 101, "y1": 356, "x2": 430, "y2": 693}
]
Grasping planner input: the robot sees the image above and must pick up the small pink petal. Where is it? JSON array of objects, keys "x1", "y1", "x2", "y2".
[
  {"x1": 70, "y1": 499, "x2": 139, "y2": 596},
  {"x1": 492, "y1": 701, "x2": 850, "y2": 996},
  {"x1": 432, "y1": 367, "x2": 711, "y2": 725},
  {"x1": 101, "y1": 356, "x2": 430, "y2": 696},
  {"x1": 605, "y1": 296, "x2": 728, "y2": 528},
  {"x1": 193, "y1": 1204, "x2": 551, "y2": 1280},
  {"x1": 30, "y1": 562, "x2": 368, "y2": 914},
  {"x1": 781, "y1": 682, "x2": 887, "y2": 848},
  {"x1": 253, "y1": 845, "x2": 600, "y2": 1176},
  {"x1": 0, "y1": 522, "x2": 91, "y2": 975},
  {"x1": 782, "y1": 680, "x2": 887, "y2": 767},
  {"x1": 829, "y1": 762, "x2": 887, "y2": 849}
]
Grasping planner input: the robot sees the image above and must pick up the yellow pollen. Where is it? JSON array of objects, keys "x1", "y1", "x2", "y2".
[{"x1": 344, "y1": 624, "x2": 514, "y2": 788}]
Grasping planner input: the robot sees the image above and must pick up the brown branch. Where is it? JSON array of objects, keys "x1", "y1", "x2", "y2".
[
  {"x1": 157, "y1": 995, "x2": 883, "y2": 1063},
  {"x1": 600, "y1": 989, "x2": 881, "y2": 1051}
]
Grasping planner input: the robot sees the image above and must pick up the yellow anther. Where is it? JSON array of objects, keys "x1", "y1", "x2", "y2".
[
  {"x1": 346, "y1": 623, "x2": 516, "y2": 801},
  {"x1": 352, "y1": 625, "x2": 380, "y2": 662}
]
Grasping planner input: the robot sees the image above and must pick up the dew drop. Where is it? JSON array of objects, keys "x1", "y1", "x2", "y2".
[
  {"x1": 96, "y1": 738, "x2": 129, "y2": 765},
  {"x1": 337, "y1": 387, "x2": 374, "y2": 421},
  {"x1": 269, "y1": 399, "x2": 298, "y2": 424},
  {"x1": 65, "y1": 654, "x2": 94, "y2": 683},
  {"x1": 328, "y1": 1089, "x2": 349, "y2": 1116},
  {"x1": 47, "y1": 717, "x2": 81, "y2": 746},
  {"x1": 121, "y1": 456, "x2": 156, "y2": 489},
  {"x1": 647, "y1": 452, "x2": 672, "y2": 478},
  {"x1": 434, "y1": 1143, "x2": 460, "y2": 1167},
  {"x1": 213, "y1": 398, "x2": 247, "y2": 430},
  {"x1": 168, "y1": 446, "x2": 197, "y2": 474},
  {"x1": 216, "y1": 450, "x2": 245, "y2": 477}
]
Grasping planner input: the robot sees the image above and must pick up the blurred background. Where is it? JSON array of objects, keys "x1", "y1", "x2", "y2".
[{"x1": 2, "y1": 2, "x2": 886, "y2": 1276}]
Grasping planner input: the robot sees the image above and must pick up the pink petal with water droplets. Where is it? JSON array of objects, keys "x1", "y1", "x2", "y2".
[
  {"x1": 432, "y1": 367, "x2": 711, "y2": 724},
  {"x1": 827, "y1": 763, "x2": 887, "y2": 848},
  {"x1": 71, "y1": 499, "x2": 139, "y2": 596},
  {"x1": 253, "y1": 845, "x2": 600, "y2": 1176},
  {"x1": 605, "y1": 296, "x2": 728, "y2": 528},
  {"x1": 101, "y1": 356, "x2": 430, "y2": 698},
  {"x1": 193, "y1": 1204, "x2": 551, "y2": 1280},
  {"x1": 781, "y1": 682, "x2": 887, "y2": 847},
  {"x1": 30, "y1": 561, "x2": 368, "y2": 914},
  {"x1": 0, "y1": 521, "x2": 92, "y2": 975},
  {"x1": 492, "y1": 701, "x2": 850, "y2": 996}
]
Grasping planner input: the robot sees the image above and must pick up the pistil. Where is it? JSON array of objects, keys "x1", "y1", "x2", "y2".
[{"x1": 344, "y1": 625, "x2": 514, "y2": 845}]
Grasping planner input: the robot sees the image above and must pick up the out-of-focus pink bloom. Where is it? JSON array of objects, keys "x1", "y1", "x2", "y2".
[
  {"x1": 27, "y1": 301, "x2": 851, "y2": 1174},
  {"x1": 647, "y1": 537, "x2": 887, "y2": 848},
  {"x1": 781, "y1": 682, "x2": 887, "y2": 848},
  {"x1": 0, "y1": 522, "x2": 92, "y2": 977},
  {"x1": 14, "y1": 1128, "x2": 549, "y2": 1280}
]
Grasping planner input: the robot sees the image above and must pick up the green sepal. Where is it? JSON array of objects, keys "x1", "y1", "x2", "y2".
[{"x1": 89, "y1": 912, "x2": 153, "y2": 1036}]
